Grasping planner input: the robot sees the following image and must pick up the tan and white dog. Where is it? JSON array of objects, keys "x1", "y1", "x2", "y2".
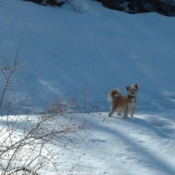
[{"x1": 108, "y1": 84, "x2": 138, "y2": 118}]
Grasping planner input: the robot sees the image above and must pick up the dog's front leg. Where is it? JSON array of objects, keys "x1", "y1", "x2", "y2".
[
  {"x1": 130, "y1": 107, "x2": 135, "y2": 118},
  {"x1": 123, "y1": 106, "x2": 128, "y2": 118}
]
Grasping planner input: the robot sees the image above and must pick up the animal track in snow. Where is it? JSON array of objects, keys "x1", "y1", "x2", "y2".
[
  {"x1": 149, "y1": 119, "x2": 168, "y2": 128},
  {"x1": 149, "y1": 118, "x2": 175, "y2": 137},
  {"x1": 161, "y1": 127, "x2": 174, "y2": 134}
]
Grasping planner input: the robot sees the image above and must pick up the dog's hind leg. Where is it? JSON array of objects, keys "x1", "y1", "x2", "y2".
[
  {"x1": 117, "y1": 108, "x2": 122, "y2": 116},
  {"x1": 108, "y1": 106, "x2": 115, "y2": 117},
  {"x1": 108, "y1": 110, "x2": 114, "y2": 117}
]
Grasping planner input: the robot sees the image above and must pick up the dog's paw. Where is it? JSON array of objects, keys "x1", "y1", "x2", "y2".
[{"x1": 123, "y1": 115, "x2": 128, "y2": 118}]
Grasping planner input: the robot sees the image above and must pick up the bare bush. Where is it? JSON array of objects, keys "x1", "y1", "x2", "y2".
[
  {"x1": 0, "y1": 48, "x2": 88, "y2": 174},
  {"x1": 80, "y1": 85, "x2": 98, "y2": 113},
  {"x1": 0, "y1": 44, "x2": 22, "y2": 112},
  {"x1": 0, "y1": 111, "x2": 87, "y2": 174}
]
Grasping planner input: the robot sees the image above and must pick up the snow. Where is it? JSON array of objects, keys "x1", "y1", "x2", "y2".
[
  {"x1": 0, "y1": 0, "x2": 175, "y2": 174},
  {"x1": 0, "y1": 0, "x2": 175, "y2": 112}
]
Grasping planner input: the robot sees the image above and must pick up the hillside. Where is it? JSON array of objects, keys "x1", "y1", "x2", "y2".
[{"x1": 0, "y1": 0, "x2": 175, "y2": 113}]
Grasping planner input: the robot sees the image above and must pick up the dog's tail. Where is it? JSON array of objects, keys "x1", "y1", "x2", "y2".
[{"x1": 107, "y1": 89, "x2": 122, "y2": 101}]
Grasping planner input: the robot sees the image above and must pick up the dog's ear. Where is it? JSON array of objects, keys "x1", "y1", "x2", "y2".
[
  {"x1": 126, "y1": 86, "x2": 130, "y2": 91},
  {"x1": 135, "y1": 84, "x2": 138, "y2": 91}
]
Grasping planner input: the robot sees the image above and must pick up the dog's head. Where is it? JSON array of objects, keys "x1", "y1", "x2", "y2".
[{"x1": 126, "y1": 84, "x2": 138, "y2": 98}]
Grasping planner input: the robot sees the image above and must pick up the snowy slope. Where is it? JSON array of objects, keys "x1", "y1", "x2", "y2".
[
  {"x1": 0, "y1": 0, "x2": 175, "y2": 113},
  {"x1": 1, "y1": 1, "x2": 175, "y2": 175}
]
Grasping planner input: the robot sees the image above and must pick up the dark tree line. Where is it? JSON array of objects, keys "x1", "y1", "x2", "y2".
[
  {"x1": 22, "y1": 0, "x2": 175, "y2": 16},
  {"x1": 23, "y1": 0, "x2": 65, "y2": 6},
  {"x1": 95, "y1": 0, "x2": 175, "y2": 16}
]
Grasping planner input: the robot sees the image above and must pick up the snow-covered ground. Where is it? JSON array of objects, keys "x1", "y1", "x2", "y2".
[
  {"x1": 1, "y1": 0, "x2": 175, "y2": 174},
  {"x1": 1, "y1": 111, "x2": 175, "y2": 175},
  {"x1": 68, "y1": 112, "x2": 175, "y2": 175}
]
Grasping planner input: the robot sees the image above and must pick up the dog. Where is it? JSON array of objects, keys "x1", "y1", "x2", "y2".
[{"x1": 108, "y1": 84, "x2": 138, "y2": 118}]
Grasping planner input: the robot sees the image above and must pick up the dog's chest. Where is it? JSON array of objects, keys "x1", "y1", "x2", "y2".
[{"x1": 128, "y1": 99, "x2": 136, "y2": 109}]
